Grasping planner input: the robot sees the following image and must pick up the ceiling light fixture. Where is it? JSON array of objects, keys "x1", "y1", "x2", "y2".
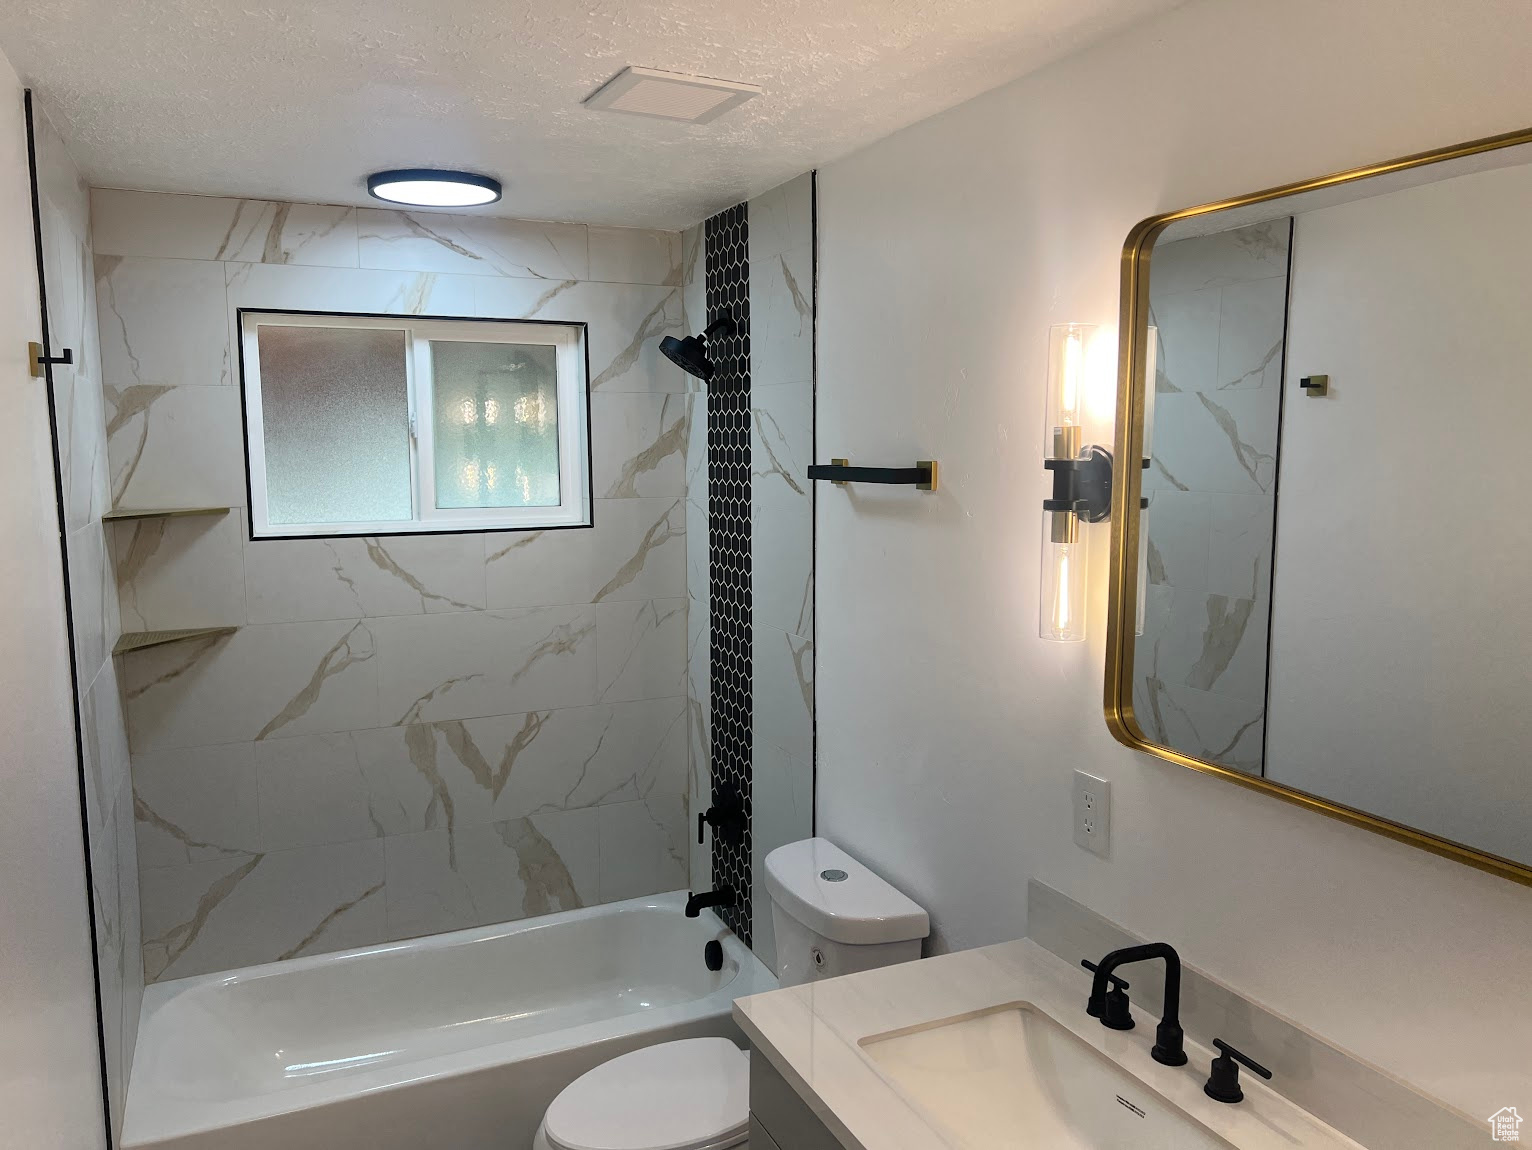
[{"x1": 366, "y1": 169, "x2": 502, "y2": 208}]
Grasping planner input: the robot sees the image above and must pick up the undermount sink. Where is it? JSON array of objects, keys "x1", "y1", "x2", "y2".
[{"x1": 860, "y1": 1002, "x2": 1235, "y2": 1150}]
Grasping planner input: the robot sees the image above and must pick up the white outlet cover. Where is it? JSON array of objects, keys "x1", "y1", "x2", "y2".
[{"x1": 1073, "y1": 770, "x2": 1111, "y2": 857}]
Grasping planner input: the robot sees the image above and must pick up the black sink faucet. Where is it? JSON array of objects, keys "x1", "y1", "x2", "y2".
[
  {"x1": 1086, "y1": 942, "x2": 1188, "y2": 1066},
  {"x1": 685, "y1": 886, "x2": 737, "y2": 917}
]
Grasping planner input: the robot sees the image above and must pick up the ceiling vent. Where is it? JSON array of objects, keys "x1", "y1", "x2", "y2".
[{"x1": 583, "y1": 66, "x2": 762, "y2": 124}]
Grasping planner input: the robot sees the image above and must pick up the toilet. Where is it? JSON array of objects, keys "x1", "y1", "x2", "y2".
[{"x1": 532, "y1": 838, "x2": 930, "y2": 1150}]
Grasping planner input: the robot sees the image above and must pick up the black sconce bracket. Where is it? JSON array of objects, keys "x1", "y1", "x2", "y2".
[{"x1": 1044, "y1": 445, "x2": 1113, "y2": 523}]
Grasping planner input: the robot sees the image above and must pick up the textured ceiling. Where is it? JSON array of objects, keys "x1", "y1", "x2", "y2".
[{"x1": 0, "y1": 0, "x2": 1180, "y2": 230}]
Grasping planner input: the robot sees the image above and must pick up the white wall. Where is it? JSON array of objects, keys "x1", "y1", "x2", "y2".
[
  {"x1": 0, "y1": 61, "x2": 109, "y2": 1150},
  {"x1": 1268, "y1": 162, "x2": 1532, "y2": 867},
  {"x1": 814, "y1": 0, "x2": 1532, "y2": 1119}
]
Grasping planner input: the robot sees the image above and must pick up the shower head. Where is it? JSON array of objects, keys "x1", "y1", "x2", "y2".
[{"x1": 659, "y1": 315, "x2": 736, "y2": 381}]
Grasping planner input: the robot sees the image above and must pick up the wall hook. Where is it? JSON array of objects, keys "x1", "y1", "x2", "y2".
[{"x1": 28, "y1": 342, "x2": 73, "y2": 378}]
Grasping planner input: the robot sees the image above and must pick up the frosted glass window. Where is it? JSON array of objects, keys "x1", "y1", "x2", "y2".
[
  {"x1": 241, "y1": 312, "x2": 589, "y2": 537},
  {"x1": 430, "y1": 341, "x2": 560, "y2": 509},
  {"x1": 256, "y1": 326, "x2": 413, "y2": 526}
]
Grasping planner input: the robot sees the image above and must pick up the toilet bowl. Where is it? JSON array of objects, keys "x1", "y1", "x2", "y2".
[
  {"x1": 531, "y1": 1038, "x2": 749, "y2": 1150},
  {"x1": 531, "y1": 839, "x2": 929, "y2": 1150}
]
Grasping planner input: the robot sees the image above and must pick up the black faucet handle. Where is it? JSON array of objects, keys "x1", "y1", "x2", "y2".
[
  {"x1": 1100, "y1": 984, "x2": 1134, "y2": 1030},
  {"x1": 1082, "y1": 958, "x2": 1134, "y2": 1029},
  {"x1": 1082, "y1": 960, "x2": 1135, "y2": 1030},
  {"x1": 1204, "y1": 1039, "x2": 1272, "y2": 1104},
  {"x1": 697, "y1": 789, "x2": 746, "y2": 845},
  {"x1": 1081, "y1": 958, "x2": 1130, "y2": 990}
]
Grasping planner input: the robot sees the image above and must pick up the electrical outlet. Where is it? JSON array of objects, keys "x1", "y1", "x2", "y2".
[{"x1": 1073, "y1": 770, "x2": 1111, "y2": 857}]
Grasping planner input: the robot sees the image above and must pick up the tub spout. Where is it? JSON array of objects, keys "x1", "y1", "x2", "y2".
[{"x1": 685, "y1": 886, "x2": 737, "y2": 918}]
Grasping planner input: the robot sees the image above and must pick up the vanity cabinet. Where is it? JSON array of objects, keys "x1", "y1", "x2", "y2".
[{"x1": 749, "y1": 1047, "x2": 842, "y2": 1150}]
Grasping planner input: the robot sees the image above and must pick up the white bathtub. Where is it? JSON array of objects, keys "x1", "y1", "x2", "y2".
[{"x1": 122, "y1": 891, "x2": 776, "y2": 1150}]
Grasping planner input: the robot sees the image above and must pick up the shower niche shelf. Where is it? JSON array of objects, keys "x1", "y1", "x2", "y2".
[
  {"x1": 102, "y1": 506, "x2": 231, "y2": 522},
  {"x1": 114, "y1": 626, "x2": 238, "y2": 655}
]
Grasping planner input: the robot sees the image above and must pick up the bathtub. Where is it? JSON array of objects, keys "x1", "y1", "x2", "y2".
[{"x1": 122, "y1": 891, "x2": 776, "y2": 1150}]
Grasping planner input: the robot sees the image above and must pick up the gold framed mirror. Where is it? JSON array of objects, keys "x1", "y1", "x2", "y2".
[{"x1": 1104, "y1": 126, "x2": 1532, "y2": 887}]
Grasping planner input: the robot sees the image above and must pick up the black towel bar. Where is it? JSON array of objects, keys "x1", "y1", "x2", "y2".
[{"x1": 807, "y1": 458, "x2": 939, "y2": 491}]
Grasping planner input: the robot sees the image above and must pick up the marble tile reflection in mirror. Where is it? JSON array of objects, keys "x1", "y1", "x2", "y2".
[{"x1": 1133, "y1": 220, "x2": 1289, "y2": 776}]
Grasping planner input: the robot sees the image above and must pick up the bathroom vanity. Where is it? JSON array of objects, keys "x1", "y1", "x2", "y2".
[{"x1": 735, "y1": 883, "x2": 1484, "y2": 1150}]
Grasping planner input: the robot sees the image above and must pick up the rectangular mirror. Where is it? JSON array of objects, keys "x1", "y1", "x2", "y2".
[{"x1": 1105, "y1": 127, "x2": 1532, "y2": 885}]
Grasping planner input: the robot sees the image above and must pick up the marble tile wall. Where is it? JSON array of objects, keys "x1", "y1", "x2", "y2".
[
  {"x1": 35, "y1": 113, "x2": 141, "y2": 1139},
  {"x1": 1136, "y1": 220, "x2": 1289, "y2": 775},
  {"x1": 745, "y1": 174, "x2": 815, "y2": 969},
  {"x1": 91, "y1": 189, "x2": 693, "y2": 981},
  {"x1": 681, "y1": 220, "x2": 711, "y2": 896}
]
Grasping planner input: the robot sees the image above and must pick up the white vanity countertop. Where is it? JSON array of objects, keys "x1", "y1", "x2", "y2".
[{"x1": 733, "y1": 939, "x2": 1369, "y2": 1150}]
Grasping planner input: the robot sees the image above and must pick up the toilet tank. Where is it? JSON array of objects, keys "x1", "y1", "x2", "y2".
[{"x1": 764, "y1": 838, "x2": 930, "y2": 986}]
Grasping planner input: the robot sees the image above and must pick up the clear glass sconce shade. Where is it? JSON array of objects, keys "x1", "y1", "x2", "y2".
[
  {"x1": 1044, "y1": 323, "x2": 1097, "y2": 459},
  {"x1": 1040, "y1": 510, "x2": 1089, "y2": 642}
]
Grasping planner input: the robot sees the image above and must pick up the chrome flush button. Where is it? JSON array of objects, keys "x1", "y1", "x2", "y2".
[{"x1": 814, "y1": 871, "x2": 844, "y2": 969}]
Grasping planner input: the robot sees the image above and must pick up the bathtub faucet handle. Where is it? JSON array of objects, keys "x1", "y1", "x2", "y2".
[{"x1": 696, "y1": 787, "x2": 746, "y2": 846}]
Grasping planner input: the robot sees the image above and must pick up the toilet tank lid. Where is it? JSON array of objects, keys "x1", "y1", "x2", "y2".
[{"x1": 764, "y1": 838, "x2": 930, "y2": 945}]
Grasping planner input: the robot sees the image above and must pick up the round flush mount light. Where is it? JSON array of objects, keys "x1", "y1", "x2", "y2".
[{"x1": 366, "y1": 169, "x2": 502, "y2": 208}]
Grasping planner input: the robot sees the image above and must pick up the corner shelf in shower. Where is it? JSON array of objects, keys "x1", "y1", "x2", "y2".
[
  {"x1": 102, "y1": 506, "x2": 231, "y2": 522},
  {"x1": 113, "y1": 626, "x2": 238, "y2": 655}
]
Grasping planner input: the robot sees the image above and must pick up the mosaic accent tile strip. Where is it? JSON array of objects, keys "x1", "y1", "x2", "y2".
[{"x1": 705, "y1": 203, "x2": 753, "y2": 944}]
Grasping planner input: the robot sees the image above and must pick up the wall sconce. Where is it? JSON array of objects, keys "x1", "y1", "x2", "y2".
[{"x1": 1040, "y1": 324, "x2": 1113, "y2": 643}]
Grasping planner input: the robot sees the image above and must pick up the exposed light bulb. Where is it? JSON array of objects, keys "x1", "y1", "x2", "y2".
[
  {"x1": 1040, "y1": 511, "x2": 1088, "y2": 643},
  {"x1": 1053, "y1": 547, "x2": 1075, "y2": 633},
  {"x1": 1061, "y1": 328, "x2": 1083, "y2": 425},
  {"x1": 1045, "y1": 323, "x2": 1097, "y2": 461}
]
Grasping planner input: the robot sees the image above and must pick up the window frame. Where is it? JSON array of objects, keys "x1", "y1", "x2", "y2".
[{"x1": 238, "y1": 308, "x2": 592, "y2": 540}]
